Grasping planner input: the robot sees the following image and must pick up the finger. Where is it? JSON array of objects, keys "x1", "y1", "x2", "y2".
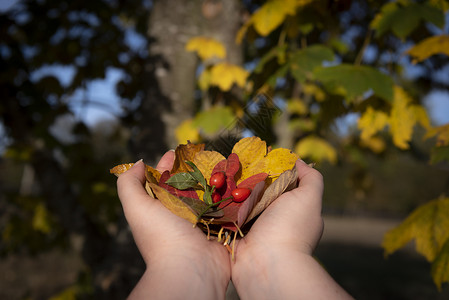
[
  {"x1": 156, "y1": 150, "x2": 175, "y2": 172},
  {"x1": 117, "y1": 160, "x2": 152, "y2": 211},
  {"x1": 286, "y1": 160, "x2": 324, "y2": 213}
]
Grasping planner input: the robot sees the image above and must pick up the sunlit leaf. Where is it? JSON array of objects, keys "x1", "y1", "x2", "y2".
[
  {"x1": 383, "y1": 196, "x2": 449, "y2": 262},
  {"x1": 263, "y1": 148, "x2": 299, "y2": 182},
  {"x1": 175, "y1": 119, "x2": 201, "y2": 144},
  {"x1": 358, "y1": 107, "x2": 389, "y2": 141},
  {"x1": 314, "y1": 64, "x2": 394, "y2": 102},
  {"x1": 185, "y1": 36, "x2": 226, "y2": 61},
  {"x1": 289, "y1": 45, "x2": 334, "y2": 83},
  {"x1": 149, "y1": 183, "x2": 200, "y2": 224},
  {"x1": 192, "y1": 105, "x2": 235, "y2": 135},
  {"x1": 198, "y1": 68, "x2": 212, "y2": 91},
  {"x1": 232, "y1": 136, "x2": 268, "y2": 183},
  {"x1": 287, "y1": 98, "x2": 308, "y2": 115},
  {"x1": 294, "y1": 136, "x2": 337, "y2": 164},
  {"x1": 370, "y1": 2, "x2": 444, "y2": 39},
  {"x1": 171, "y1": 142, "x2": 205, "y2": 174},
  {"x1": 407, "y1": 35, "x2": 449, "y2": 63},
  {"x1": 431, "y1": 238, "x2": 449, "y2": 290},
  {"x1": 209, "y1": 62, "x2": 249, "y2": 91},
  {"x1": 360, "y1": 136, "x2": 386, "y2": 154}
]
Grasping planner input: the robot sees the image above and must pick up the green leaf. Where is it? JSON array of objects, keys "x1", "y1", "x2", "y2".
[
  {"x1": 254, "y1": 44, "x2": 288, "y2": 74},
  {"x1": 382, "y1": 196, "x2": 449, "y2": 262},
  {"x1": 192, "y1": 105, "x2": 235, "y2": 135},
  {"x1": 185, "y1": 160, "x2": 209, "y2": 200},
  {"x1": 370, "y1": 2, "x2": 445, "y2": 39},
  {"x1": 289, "y1": 45, "x2": 334, "y2": 83},
  {"x1": 313, "y1": 64, "x2": 394, "y2": 102},
  {"x1": 165, "y1": 172, "x2": 199, "y2": 190},
  {"x1": 431, "y1": 238, "x2": 449, "y2": 290}
]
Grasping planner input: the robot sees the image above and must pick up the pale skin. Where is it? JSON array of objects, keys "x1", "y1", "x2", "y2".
[{"x1": 117, "y1": 151, "x2": 353, "y2": 300}]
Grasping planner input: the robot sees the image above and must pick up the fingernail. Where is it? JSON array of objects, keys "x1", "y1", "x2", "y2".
[{"x1": 169, "y1": 149, "x2": 175, "y2": 152}]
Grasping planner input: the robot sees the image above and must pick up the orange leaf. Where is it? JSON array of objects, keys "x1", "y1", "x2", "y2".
[{"x1": 171, "y1": 142, "x2": 205, "y2": 174}]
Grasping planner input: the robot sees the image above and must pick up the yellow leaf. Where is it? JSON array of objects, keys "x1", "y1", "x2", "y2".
[
  {"x1": 407, "y1": 35, "x2": 449, "y2": 63},
  {"x1": 389, "y1": 86, "x2": 418, "y2": 149},
  {"x1": 431, "y1": 239, "x2": 449, "y2": 290},
  {"x1": 193, "y1": 151, "x2": 226, "y2": 184},
  {"x1": 412, "y1": 105, "x2": 431, "y2": 129},
  {"x1": 425, "y1": 123, "x2": 449, "y2": 146},
  {"x1": 303, "y1": 83, "x2": 326, "y2": 102},
  {"x1": 110, "y1": 163, "x2": 134, "y2": 176},
  {"x1": 185, "y1": 36, "x2": 227, "y2": 61},
  {"x1": 149, "y1": 183, "x2": 199, "y2": 224},
  {"x1": 383, "y1": 196, "x2": 449, "y2": 262},
  {"x1": 232, "y1": 136, "x2": 268, "y2": 182},
  {"x1": 251, "y1": 0, "x2": 298, "y2": 36},
  {"x1": 110, "y1": 163, "x2": 161, "y2": 183},
  {"x1": 263, "y1": 148, "x2": 299, "y2": 181},
  {"x1": 175, "y1": 119, "x2": 200, "y2": 144},
  {"x1": 294, "y1": 136, "x2": 337, "y2": 164},
  {"x1": 358, "y1": 107, "x2": 389, "y2": 142},
  {"x1": 210, "y1": 62, "x2": 249, "y2": 91}
]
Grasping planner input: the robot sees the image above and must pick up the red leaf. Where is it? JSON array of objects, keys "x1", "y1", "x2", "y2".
[
  {"x1": 237, "y1": 172, "x2": 268, "y2": 190},
  {"x1": 159, "y1": 171, "x2": 199, "y2": 199}
]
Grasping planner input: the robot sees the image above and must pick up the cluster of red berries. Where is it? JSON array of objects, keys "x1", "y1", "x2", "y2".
[{"x1": 209, "y1": 172, "x2": 251, "y2": 203}]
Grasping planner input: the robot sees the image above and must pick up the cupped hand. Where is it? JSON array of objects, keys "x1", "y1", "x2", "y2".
[{"x1": 117, "y1": 151, "x2": 231, "y2": 299}]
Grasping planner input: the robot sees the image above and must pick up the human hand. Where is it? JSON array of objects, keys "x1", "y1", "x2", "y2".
[
  {"x1": 117, "y1": 151, "x2": 230, "y2": 299},
  {"x1": 231, "y1": 159, "x2": 352, "y2": 299}
]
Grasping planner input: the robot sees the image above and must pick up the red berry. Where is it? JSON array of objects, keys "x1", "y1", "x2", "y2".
[
  {"x1": 209, "y1": 172, "x2": 226, "y2": 189},
  {"x1": 231, "y1": 188, "x2": 251, "y2": 203},
  {"x1": 212, "y1": 192, "x2": 222, "y2": 203}
]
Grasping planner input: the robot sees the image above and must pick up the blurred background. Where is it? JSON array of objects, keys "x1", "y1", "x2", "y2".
[{"x1": 1, "y1": 0, "x2": 449, "y2": 299}]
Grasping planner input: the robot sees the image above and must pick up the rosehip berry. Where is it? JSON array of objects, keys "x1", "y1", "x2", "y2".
[
  {"x1": 231, "y1": 188, "x2": 251, "y2": 203},
  {"x1": 209, "y1": 172, "x2": 226, "y2": 189},
  {"x1": 212, "y1": 192, "x2": 222, "y2": 203}
]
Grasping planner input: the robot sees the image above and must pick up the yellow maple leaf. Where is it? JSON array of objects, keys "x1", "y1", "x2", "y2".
[
  {"x1": 175, "y1": 119, "x2": 200, "y2": 144},
  {"x1": 263, "y1": 148, "x2": 299, "y2": 181},
  {"x1": 287, "y1": 98, "x2": 308, "y2": 115},
  {"x1": 209, "y1": 62, "x2": 249, "y2": 91},
  {"x1": 198, "y1": 68, "x2": 212, "y2": 91},
  {"x1": 358, "y1": 107, "x2": 389, "y2": 142},
  {"x1": 294, "y1": 136, "x2": 337, "y2": 164},
  {"x1": 185, "y1": 36, "x2": 227, "y2": 61},
  {"x1": 360, "y1": 136, "x2": 386, "y2": 153},
  {"x1": 407, "y1": 35, "x2": 449, "y2": 64},
  {"x1": 232, "y1": 136, "x2": 268, "y2": 183},
  {"x1": 383, "y1": 196, "x2": 449, "y2": 262}
]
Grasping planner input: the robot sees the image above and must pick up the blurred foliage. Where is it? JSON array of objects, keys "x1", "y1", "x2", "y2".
[{"x1": 1, "y1": 0, "x2": 449, "y2": 298}]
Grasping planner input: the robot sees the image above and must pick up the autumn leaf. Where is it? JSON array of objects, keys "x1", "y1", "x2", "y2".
[
  {"x1": 247, "y1": 166, "x2": 298, "y2": 222},
  {"x1": 209, "y1": 62, "x2": 249, "y2": 91},
  {"x1": 149, "y1": 183, "x2": 201, "y2": 224},
  {"x1": 185, "y1": 36, "x2": 226, "y2": 61},
  {"x1": 360, "y1": 136, "x2": 386, "y2": 154},
  {"x1": 358, "y1": 107, "x2": 389, "y2": 142},
  {"x1": 382, "y1": 196, "x2": 449, "y2": 262},
  {"x1": 431, "y1": 238, "x2": 449, "y2": 290},
  {"x1": 232, "y1": 136, "x2": 268, "y2": 183},
  {"x1": 287, "y1": 98, "x2": 308, "y2": 115},
  {"x1": 159, "y1": 171, "x2": 200, "y2": 199},
  {"x1": 263, "y1": 148, "x2": 299, "y2": 181},
  {"x1": 171, "y1": 142, "x2": 205, "y2": 174},
  {"x1": 407, "y1": 35, "x2": 449, "y2": 63},
  {"x1": 294, "y1": 136, "x2": 337, "y2": 164}
]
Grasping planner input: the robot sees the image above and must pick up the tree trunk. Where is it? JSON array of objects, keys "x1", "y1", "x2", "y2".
[{"x1": 133, "y1": 0, "x2": 242, "y2": 163}]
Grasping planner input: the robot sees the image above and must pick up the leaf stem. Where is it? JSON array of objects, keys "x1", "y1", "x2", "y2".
[{"x1": 197, "y1": 196, "x2": 233, "y2": 220}]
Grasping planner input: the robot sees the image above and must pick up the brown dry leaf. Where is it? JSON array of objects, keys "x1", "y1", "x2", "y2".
[
  {"x1": 171, "y1": 142, "x2": 205, "y2": 174},
  {"x1": 145, "y1": 165, "x2": 161, "y2": 183},
  {"x1": 149, "y1": 183, "x2": 199, "y2": 224},
  {"x1": 110, "y1": 163, "x2": 134, "y2": 176},
  {"x1": 246, "y1": 166, "x2": 298, "y2": 222}
]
